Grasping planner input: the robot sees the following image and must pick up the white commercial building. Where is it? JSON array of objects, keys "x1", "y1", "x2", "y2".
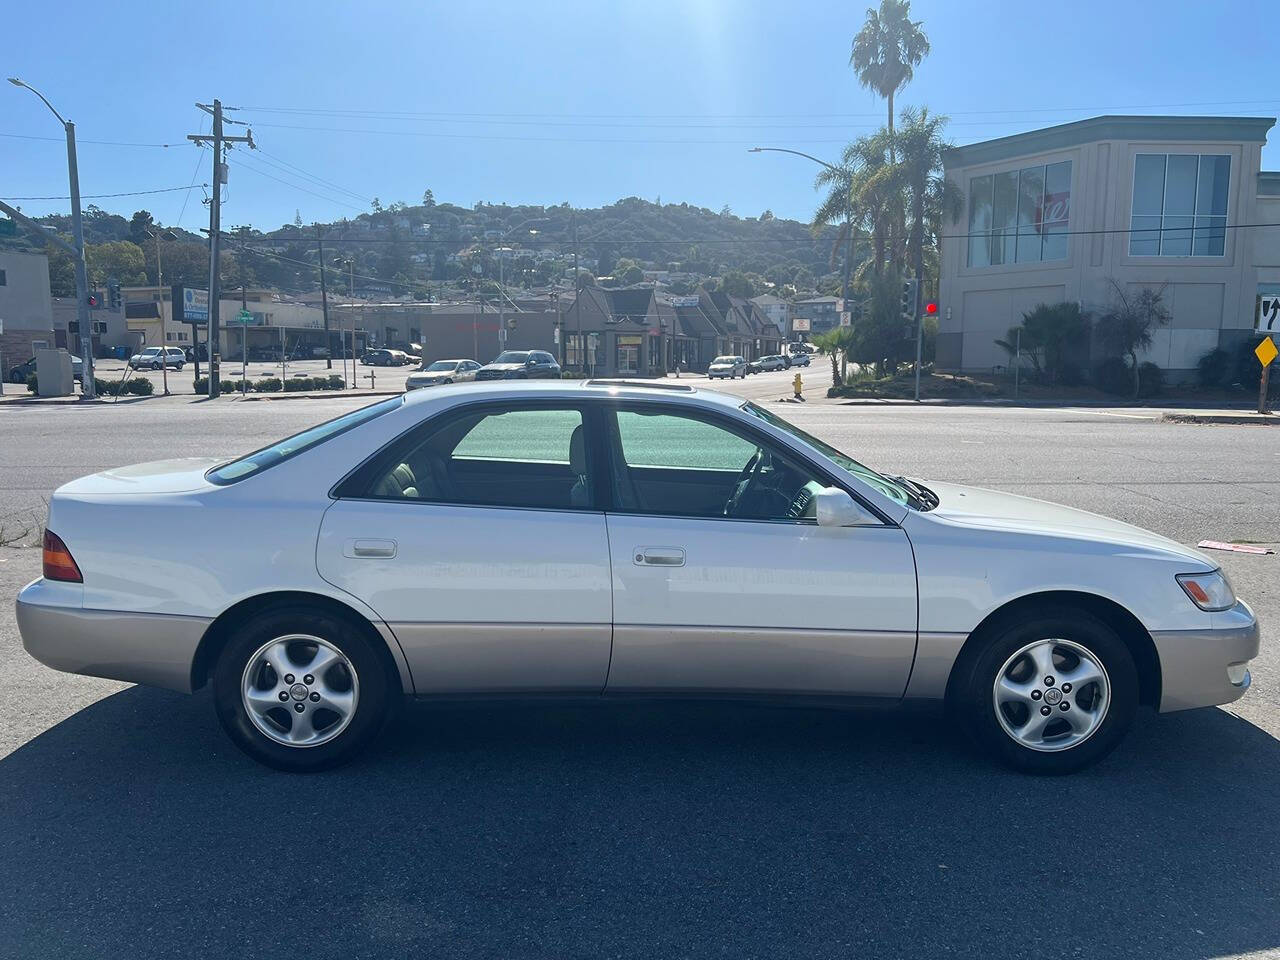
[{"x1": 938, "y1": 115, "x2": 1279, "y2": 379}]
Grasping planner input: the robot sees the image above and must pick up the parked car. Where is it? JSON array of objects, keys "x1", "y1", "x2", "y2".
[
  {"x1": 757, "y1": 355, "x2": 788, "y2": 372},
  {"x1": 789, "y1": 352, "x2": 811, "y2": 367},
  {"x1": 707, "y1": 355, "x2": 747, "y2": 379},
  {"x1": 405, "y1": 359, "x2": 482, "y2": 390},
  {"x1": 476, "y1": 350, "x2": 561, "y2": 380},
  {"x1": 17, "y1": 381, "x2": 1257, "y2": 773},
  {"x1": 386, "y1": 349, "x2": 415, "y2": 367},
  {"x1": 7, "y1": 353, "x2": 84, "y2": 383},
  {"x1": 183, "y1": 344, "x2": 209, "y2": 363},
  {"x1": 129, "y1": 347, "x2": 185, "y2": 371},
  {"x1": 745, "y1": 359, "x2": 762, "y2": 375},
  {"x1": 361, "y1": 349, "x2": 401, "y2": 367}
]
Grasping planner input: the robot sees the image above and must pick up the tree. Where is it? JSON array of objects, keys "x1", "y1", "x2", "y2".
[
  {"x1": 813, "y1": 133, "x2": 898, "y2": 282},
  {"x1": 44, "y1": 241, "x2": 76, "y2": 297},
  {"x1": 370, "y1": 198, "x2": 383, "y2": 213},
  {"x1": 1097, "y1": 282, "x2": 1171, "y2": 398},
  {"x1": 720, "y1": 270, "x2": 757, "y2": 298},
  {"x1": 719, "y1": 204, "x2": 733, "y2": 217},
  {"x1": 422, "y1": 189, "x2": 435, "y2": 208},
  {"x1": 128, "y1": 210, "x2": 155, "y2": 248},
  {"x1": 294, "y1": 209, "x2": 303, "y2": 227},
  {"x1": 891, "y1": 107, "x2": 962, "y2": 313},
  {"x1": 86, "y1": 240, "x2": 147, "y2": 286},
  {"x1": 760, "y1": 209, "x2": 775, "y2": 222},
  {"x1": 813, "y1": 329, "x2": 850, "y2": 387},
  {"x1": 850, "y1": 0, "x2": 930, "y2": 143}
]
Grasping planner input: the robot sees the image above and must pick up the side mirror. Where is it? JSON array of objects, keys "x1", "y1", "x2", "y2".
[{"x1": 814, "y1": 486, "x2": 867, "y2": 527}]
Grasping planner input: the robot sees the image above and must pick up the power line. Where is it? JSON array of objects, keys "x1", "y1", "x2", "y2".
[
  {"x1": 0, "y1": 131, "x2": 189, "y2": 148},
  {"x1": 252, "y1": 147, "x2": 373, "y2": 204},
  {"x1": 234, "y1": 156, "x2": 366, "y2": 211},
  {"x1": 2, "y1": 184, "x2": 208, "y2": 201}
]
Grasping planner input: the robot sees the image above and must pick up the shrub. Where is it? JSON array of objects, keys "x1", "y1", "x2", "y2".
[
  {"x1": 26, "y1": 374, "x2": 37, "y2": 393},
  {"x1": 1093, "y1": 356, "x2": 1132, "y2": 396},
  {"x1": 1136, "y1": 361, "x2": 1164, "y2": 397},
  {"x1": 219, "y1": 380, "x2": 237, "y2": 394},
  {"x1": 254, "y1": 378, "x2": 282, "y2": 393},
  {"x1": 1196, "y1": 348, "x2": 1232, "y2": 389},
  {"x1": 283, "y1": 377, "x2": 312, "y2": 392},
  {"x1": 326, "y1": 375, "x2": 346, "y2": 390},
  {"x1": 194, "y1": 377, "x2": 209, "y2": 395}
]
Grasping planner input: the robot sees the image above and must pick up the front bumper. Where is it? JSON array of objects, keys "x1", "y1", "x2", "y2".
[
  {"x1": 1153, "y1": 600, "x2": 1260, "y2": 712},
  {"x1": 16, "y1": 580, "x2": 210, "y2": 693}
]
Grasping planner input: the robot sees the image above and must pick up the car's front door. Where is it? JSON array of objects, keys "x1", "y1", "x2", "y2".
[
  {"x1": 317, "y1": 402, "x2": 612, "y2": 694},
  {"x1": 599, "y1": 404, "x2": 918, "y2": 699}
]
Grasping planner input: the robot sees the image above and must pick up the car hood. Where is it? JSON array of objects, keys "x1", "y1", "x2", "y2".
[
  {"x1": 924, "y1": 480, "x2": 1214, "y2": 567},
  {"x1": 56, "y1": 458, "x2": 222, "y2": 497}
]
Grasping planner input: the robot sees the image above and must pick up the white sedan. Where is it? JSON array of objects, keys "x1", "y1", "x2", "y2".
[
  {"x1": 707, "y1": 356, "x2": 747, "y2": 379},
  {"x1": 17, "y1": 381, "x2": 1257, "y2": 773},
  {"x1": 405, "y1": 358, "x2": 482, "y2": 390}
]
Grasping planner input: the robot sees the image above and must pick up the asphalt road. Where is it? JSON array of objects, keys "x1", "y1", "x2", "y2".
[{"x1": 1, "y1": 369, "x2": 1277, "y2": 959}]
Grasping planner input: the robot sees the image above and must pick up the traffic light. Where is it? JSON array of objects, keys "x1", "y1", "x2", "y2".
[
  {"x1": 925, "y1": 301, "x2": 938, "y2": 316},
  {"x1": 108, "y1": 278, "x2": 121, "y2": 311},
  {"x1": 899, "y1": 278, "x2": 918, "y2": 320},
  {"x1": 506, "y1": 316, "x2": 517, "y2": 330},
  {"x1": 86, "y1": 292, "x2": 100, "y2": 309}
]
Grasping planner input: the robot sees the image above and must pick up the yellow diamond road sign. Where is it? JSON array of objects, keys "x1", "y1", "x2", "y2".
[{"x1": 1257, "y1": 336, "x2": 1278, "y2": 368}]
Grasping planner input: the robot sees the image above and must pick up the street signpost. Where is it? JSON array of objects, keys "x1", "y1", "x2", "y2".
[
  {"x1": 1255, "y1": 336, "x2": 1276, "y2": 414},
  {"x1": 237, "y1": 309, "x2": 253, "y2": 393},
  {"x1": 1257, "y1": 295, "x2": 1280, "y2": 336}
]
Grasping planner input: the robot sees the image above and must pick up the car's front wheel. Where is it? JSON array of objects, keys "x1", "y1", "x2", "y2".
[
  {"x1": 956, "y1": 606, "x2": 1137, "y2": 774},
  {"x1": 213, "y1": 606, "x2": 397, "y2": 771}
]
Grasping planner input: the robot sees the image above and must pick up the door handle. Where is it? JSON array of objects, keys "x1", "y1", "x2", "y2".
[
  {"x1": 634, "y1": 547, "x2": 685, "y2": 567},
  {"x1": 346, "y1": 538, "x2": 397, "y2": 559}
]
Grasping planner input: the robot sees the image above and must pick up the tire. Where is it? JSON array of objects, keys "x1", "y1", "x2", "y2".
[
  {"x1": 175, "y1": 362, "x2": 184, "y2": 371},
  {"x1": 442, "y1": 378, "x2": 453, "y2": 384},
  {"x1": 954, "y1": 605, "x2": 1138, "y2": 775},
  {"x1": 212, "y1": 605, "x2": 398, "y2": 772}
]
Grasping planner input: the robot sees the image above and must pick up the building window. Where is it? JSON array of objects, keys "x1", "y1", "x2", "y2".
[
  {"x1": 0, "y1": 269, "x2": 7, "y2": 286},
  {"x1": 1129, "y1": 154, "x2": 1230, "y2": 257},
  {"x1": 968, "y1": 160, "x2": 1071, "y2": 267}
]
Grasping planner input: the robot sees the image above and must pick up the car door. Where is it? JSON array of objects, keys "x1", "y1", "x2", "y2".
[
  {"x1": 599, "y1": 403, "x2": 918, "y2": 699},
  {"x1": 317, "y1": 401, "x2": 613, "y2": 694}
]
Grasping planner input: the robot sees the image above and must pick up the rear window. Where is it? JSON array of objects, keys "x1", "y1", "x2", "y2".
[{"x1": 207, "y1": 397, "x2": 403, "y2": 485}]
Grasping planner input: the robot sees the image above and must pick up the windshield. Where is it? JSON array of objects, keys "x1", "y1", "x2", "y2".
[
  {"x1": 494, "y1": 351, "x2": 530, "y2": 364},
  {"x1": 740, "y1": 401, "x2": 916, "y2": 508},
  {"x1": 141, "y1": 348, "x2": 161, "y2": 356},
  {"x1": 207, "y1": 397, "x2": 403, "y2": 485},
  {"x1": 712, "y1": 356, "x2": 736, "y2": 364},
  {"x1": 425, "y1": 361, "x2": 457, "y2": 371}
]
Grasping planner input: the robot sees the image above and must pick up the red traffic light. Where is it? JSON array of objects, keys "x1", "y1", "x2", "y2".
[
  {"x1": 925, "y1": 302, "x2": 938, "y2": 315},
  {"x1": 86, "y1": 294, "x2": 99, "y2": 308}
]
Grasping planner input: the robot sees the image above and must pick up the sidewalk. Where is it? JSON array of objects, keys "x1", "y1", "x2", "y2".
[{"x1": 1161, "y1": 410, "x2": 1278, "y2": 425}]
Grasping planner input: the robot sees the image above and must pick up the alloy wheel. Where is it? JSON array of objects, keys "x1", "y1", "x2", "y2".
[
  {"x1": 993, "y1": 638, "x2": 1110, "y2": 752},
  {"x1": 240, "y1": 634, "x2": 360, "y2": 748}
]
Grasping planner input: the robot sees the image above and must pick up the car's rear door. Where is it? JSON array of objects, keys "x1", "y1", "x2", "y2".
[
  {"x1": 317, "y1": 400, "x2": 613, "y2": 694},
  {"x1": 599, "y1": 402, "x2": 918, "y2": 699}
]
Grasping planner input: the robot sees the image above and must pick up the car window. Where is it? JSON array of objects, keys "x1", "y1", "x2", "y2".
[
  {"x1": 494, "y1": 351, "x2": 530, "y2": 364},
  {"x1": 349, "y1": 405, "x2": 594, "y2": 511},
  {"x1": 609, "y1": 408, "x2": 824, "y2": 521},
  {"x1": 208, "y1": 397, "x2": 403, "y2": 485}
]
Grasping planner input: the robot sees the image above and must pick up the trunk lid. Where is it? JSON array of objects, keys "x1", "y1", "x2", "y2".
[{"x1": 56, "y1": 458, "x2": 222, "y2": 497}]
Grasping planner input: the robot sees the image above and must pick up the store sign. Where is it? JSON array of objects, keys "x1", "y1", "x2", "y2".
[
  {"x1": 792, "y1": 318, "x2": 811, "y2": 333},
  {"x1": 669, "y1": 296, "x2": 700, "y2": 307},
  {"x1": 173, "y1": 285, "x2": 209, "y2": 325}
]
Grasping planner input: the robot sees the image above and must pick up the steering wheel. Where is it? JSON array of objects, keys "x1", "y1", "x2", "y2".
[{"x1": 723, "y1": 449, "x2": 764, "y2": 517}]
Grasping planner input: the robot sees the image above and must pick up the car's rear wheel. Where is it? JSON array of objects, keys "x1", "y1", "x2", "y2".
[
  {"x1": 213, "y1": 606, "x2": 397, "y2": 771},
  {"x1": 957, "y1": 607, "x2": 1137, "y2": 774}
]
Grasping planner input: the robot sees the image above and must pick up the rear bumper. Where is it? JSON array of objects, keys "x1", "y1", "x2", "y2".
[
  {"x1": 1153, "y1": 600, "x2": 1260, "y2": 712},
  {"x1": 16, "y1": 582, "x2": 209, "y2": 693}
]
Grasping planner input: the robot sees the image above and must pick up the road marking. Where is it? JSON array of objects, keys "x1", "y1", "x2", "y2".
[{"x1": 1064, "y1": 409, "x2": 1160, "y2": 420}]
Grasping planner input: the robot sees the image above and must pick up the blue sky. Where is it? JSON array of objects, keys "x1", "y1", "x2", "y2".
[{"x1": 3, "y1": 0, "x2": 1278, "y2": 232}]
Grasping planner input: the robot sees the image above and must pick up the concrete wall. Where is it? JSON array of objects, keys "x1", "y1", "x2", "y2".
[{"x1": 939, "y1": 124, "x2": 1270, "y2": 378}]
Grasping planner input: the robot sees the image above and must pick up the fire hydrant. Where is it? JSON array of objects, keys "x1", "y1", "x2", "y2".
[{"x1": 792, "y1": 372, "x2": 804, "y2": 401}]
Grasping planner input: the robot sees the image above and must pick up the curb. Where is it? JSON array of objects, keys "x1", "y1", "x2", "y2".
[
  {"x1": 231, "y1": 390, "x2": 402, "y2": 402},
  {"x1": 1162, "y1": 412, "x2": 1279, "y2": 425}
]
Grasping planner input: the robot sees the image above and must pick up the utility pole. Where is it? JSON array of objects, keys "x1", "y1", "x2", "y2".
[
  {"x1": 7, "y1": 79, "x2": 95, "y2": 398},
  {"x1": 189, "y1": 100, "x2": 253, "y2": 398},
  {"x1": 316, "y1": 226, "x2": 332, "y2": 369},
  {"x1": 239, "y1": 226, "x2": 249, "y2": 394}
]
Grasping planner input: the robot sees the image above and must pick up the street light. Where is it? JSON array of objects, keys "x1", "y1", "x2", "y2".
[
  {"x1": 9, "y1": 78, "x2": 96, "y2": 398},
  {"x1": 144, "y1": 228, "x2": 178, "y2": 395},
  {"x1": 333, "y1": 257, "x2": 357, "y2": 386},
  {"x1": 748, "y1": 146, "x2": 857, "y2": 341}
]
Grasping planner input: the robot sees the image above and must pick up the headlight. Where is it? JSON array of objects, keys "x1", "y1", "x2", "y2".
[{"x1": 1176, "y1": 570, "x2": 1236, "y2": 612}]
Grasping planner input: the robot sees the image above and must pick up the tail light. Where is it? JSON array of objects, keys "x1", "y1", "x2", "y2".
[{"x1": 42, "y1": 529, "x2": 83, "y2": 583}]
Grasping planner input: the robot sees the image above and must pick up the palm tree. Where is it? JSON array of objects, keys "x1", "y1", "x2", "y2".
[
  {"x1": 850, "y1": 0, "x2": 930, "y2": 143},
  {"x1": 812, "y1": 133, "x2": 899, "y2": 280},
  {"x1": 812, "y1": 329, "x2": 847, "y2": 387},
  {"x1": 890, "y1": 107, "x2": 962, "y2": 311}
]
